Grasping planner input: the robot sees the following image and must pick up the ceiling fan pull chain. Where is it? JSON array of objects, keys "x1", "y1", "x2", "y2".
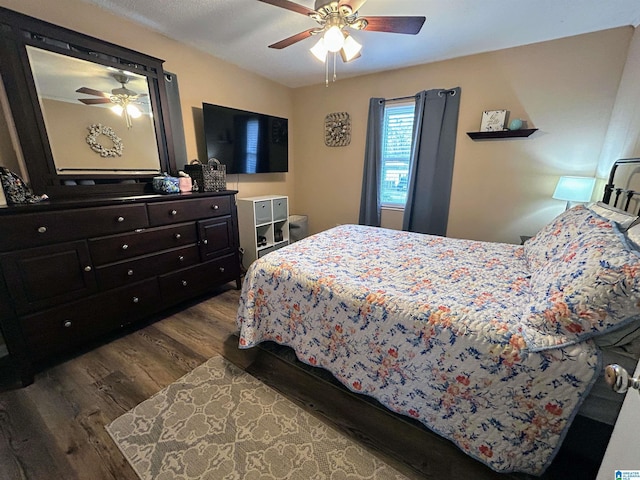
[
  {"x1": 325, "y1": 55, "x2": 329, "y2": 87},
  {"x1": 333, "y1": 52, "x2": 337, "y2": 83}
]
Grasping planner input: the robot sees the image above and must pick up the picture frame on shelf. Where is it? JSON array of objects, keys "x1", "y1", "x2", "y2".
[{"x1": 480, "y1": 110, "x2": 507, "y2": 132}]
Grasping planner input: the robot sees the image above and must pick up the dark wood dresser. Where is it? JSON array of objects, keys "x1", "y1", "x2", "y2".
[{"x1": 0, "y1": 191, "x2": 241, "y2": 385}]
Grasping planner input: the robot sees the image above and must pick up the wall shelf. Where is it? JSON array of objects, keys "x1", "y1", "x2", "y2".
[{"x1": 466, "y1": 128, "x2": 538, "y2": 140}]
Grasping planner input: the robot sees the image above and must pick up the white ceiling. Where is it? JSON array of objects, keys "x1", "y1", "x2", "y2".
[{"x1": 79, "y1": 0, "x2": 640, "y2": 88}]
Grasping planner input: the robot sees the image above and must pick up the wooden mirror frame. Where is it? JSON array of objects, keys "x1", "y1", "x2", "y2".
[{"x1": 0, "y1": 7, "x2": 177, "y2": 199}]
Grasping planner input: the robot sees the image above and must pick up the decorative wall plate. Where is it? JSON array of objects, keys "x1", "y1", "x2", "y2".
[
  {"x1": 86, "y1": 123, "x2": 124, "y2": 157},
  {"x1": 325, "y1": 112, "x2": 351, "y2": 147}
]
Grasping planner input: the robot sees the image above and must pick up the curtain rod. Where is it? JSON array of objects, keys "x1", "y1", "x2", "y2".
[
  {"x1": 384, "y1": 94, "x2": 416, "y2": 103},
  {"x1": 381, "y1": 89, "x2": 457, "y2": 104}
]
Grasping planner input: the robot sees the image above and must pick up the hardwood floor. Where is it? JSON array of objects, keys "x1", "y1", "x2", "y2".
[{"x1": 0, "y1": 284, "x2": 607, "y2": 479}]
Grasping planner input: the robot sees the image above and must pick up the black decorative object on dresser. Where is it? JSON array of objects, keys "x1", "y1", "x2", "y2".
[{"x1": 0, "y1": 192, "x2": 241, "y2": 386}]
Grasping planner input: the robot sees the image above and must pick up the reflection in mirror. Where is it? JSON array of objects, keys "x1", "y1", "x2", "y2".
[{"x1": 26, "y1": 46, "x2": 162, "y2": 177}]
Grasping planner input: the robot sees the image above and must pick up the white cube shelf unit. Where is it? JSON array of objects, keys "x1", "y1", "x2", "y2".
[{"x1": 237, "y1": 195, "x2": 289, "y2": 269}]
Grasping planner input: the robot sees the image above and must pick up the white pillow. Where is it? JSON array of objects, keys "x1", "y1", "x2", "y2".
[{"x1": 588, "y1": 201, "x2": 638, "y2": 228}]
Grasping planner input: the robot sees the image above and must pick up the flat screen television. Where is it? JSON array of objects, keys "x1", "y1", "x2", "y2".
[{"x1": 202, "y1": 102, "x2": 288, "y2": 174}]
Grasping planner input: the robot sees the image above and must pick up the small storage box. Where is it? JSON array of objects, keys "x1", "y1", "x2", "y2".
[
  {"x1": 254, "y1": 200, "x2": 272, "y2": 224},
  {"x1": 273, "y1": 198, "x2": 288, "y2": 221}
]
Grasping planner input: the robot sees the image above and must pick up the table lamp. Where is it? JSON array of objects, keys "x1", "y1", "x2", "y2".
[{"x1": 552, "y1": 176, "x2": 596, "y2": 210}]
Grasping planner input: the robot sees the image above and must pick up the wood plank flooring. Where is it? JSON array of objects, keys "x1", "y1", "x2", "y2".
[{"x1": 0, "y1": 284, "x2": 608, "y2": 479}]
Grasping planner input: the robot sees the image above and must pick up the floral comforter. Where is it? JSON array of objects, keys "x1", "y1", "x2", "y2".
[{"x1": 236, "y1": 225, "x2": 600, "y2": 475}]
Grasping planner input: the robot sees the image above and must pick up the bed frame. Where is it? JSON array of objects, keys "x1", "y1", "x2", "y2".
[
  {"x1": 244, "y1": 158, "x2": 640, "y2": 477},
  {"x1": 603, "y1": 158, "x2": 640, "y2": 213}
]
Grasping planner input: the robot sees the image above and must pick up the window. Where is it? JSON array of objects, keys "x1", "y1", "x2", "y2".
[{"x1": 380, "y1": 102, "x2": 415, "y2": 207}]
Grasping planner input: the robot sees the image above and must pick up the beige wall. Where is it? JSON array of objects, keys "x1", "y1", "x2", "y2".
[
  {"x1": 292, "y1": 28, "x2": 633, "y2": 243},
  {"x1": 0, "y1": 0, "x2": 296, "y2": 203},
  {"x1": 597, "y1": 27, "x2": 640, "y2": 177}
]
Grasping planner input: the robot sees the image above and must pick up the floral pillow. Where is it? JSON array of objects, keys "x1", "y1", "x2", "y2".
[
  {"x1": 522, "y1": 218, "x2": 640, "y2": 350},
  {"x1": 524, "y1": 205, "x2": 597, "y2": 271}
]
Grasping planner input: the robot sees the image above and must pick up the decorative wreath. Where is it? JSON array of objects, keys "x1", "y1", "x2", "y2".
[{"x1": 86, "y1": 124, "x2": 124, "y2": 157}]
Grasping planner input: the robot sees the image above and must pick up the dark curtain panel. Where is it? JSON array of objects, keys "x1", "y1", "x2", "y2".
[
  {"x1": 358, "y1": 98, "x2": 385, "y2": 227},
  {"x1": 402, "y1": 87, "x2": 461, "y2": 235}
]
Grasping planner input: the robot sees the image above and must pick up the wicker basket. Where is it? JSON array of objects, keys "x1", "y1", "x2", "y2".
[{"x1": 183, "y1": 158, "x2": 226, "y2": 192}]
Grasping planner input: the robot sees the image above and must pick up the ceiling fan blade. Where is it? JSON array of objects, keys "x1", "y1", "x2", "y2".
[
  {"x1": 75, "y1": 87, "x2": 110, "y2": 98},
  {"x1": 338, "y1": 0, "x2": 368, "y2": 14},
  {"x1": 78, "y1": 98, "x2": 112, "y2": 105},
  {"x1": 268, "y1": 28, "x2": 318, "y2": 49},
  {"x1": 362, "y1": 16, "x2": 426, "y2": 35},
  {"x1": 257, "y1": 0, "x2": 316, "y2": 16}
]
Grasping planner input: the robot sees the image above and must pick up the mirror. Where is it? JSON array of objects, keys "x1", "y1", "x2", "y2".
[
  {"x1": 0, "y1": 7, "x2": 176, "y2": 199},
  {"x1": 26, "y1": 46, "x2": 162, "y2": 178}
]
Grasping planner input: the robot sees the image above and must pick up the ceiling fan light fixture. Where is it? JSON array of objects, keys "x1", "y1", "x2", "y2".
[
  {"x1": 110, "y1": 104, "x2": 124, "y2": 116},
  {"x1": 127, "y1": 103, "x2": 142, "y2": 119},
  {"x1": 341, "y1": 34, "x2": 362, "y2": 62},
  {"x1": 310, "y1": 37, "x2": 328, "y2": 62},
  {"x1": 323, "y1": 25, "x2": 345, "y2": 52}
]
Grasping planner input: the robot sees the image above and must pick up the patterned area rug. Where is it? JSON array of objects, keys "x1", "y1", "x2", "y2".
[{"x1": 107, "y1": 355, "x2": 408, "y2": 479}]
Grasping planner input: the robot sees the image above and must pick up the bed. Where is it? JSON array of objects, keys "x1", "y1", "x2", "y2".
[{"x1": 236, "y1": 159, "x2": 640, "y2": 475}]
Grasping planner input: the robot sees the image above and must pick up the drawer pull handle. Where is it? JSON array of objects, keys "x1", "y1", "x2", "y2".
[
  {"x1": 178, "y1": 256, "x2": 185, "y2": 262},
  {"x1": 122, "y1": 244, "x2": 129, "y2": 250},
  {"x1": 37, "y1": 226, "x2": 47, "y2": 234},
  {"x1": 63, "y1": 320, "x2": 72, "y2": 328},
  {"x1": 202, "y1": 239, "x2": 208, "y2": 245},
  {"x1": 170, "y1": 209, "x2": 178, "y2": 216},
  {"x1": 212, "y1": 204, "x2": 219, "y2": 210},
  {"x1": 219, "y1": 267, "x2": 225, "y2": 273},
  {"x1": 175, "y1": 233, "x2": 182, "y2": 240},
  {"x1": 117, "y1": 216, "x2": 125, "y2": 223},
  {"x1": 127, "y1": 269, "x2": 134, "y2": 276},
  {"x1": 132, "y1": 297, "x2": 139, "y2": 303},
  {"x1": 181, "y1": 280, "x2": 188, "y2": 287},
  {"x1": 84, "y1": 266, "x2": 92, "y2": 272}
]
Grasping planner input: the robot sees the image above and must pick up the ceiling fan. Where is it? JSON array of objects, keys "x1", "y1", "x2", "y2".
[
  {"x1": 259, "y1": 0, "x2": 425, "y2": 84},
  {"x1": 76, "y1": 72, "x2": 147, "y2": 128}
]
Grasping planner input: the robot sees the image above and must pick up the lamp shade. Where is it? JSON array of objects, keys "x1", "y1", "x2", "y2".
[
  {"x1": 323, "y1": 26, "x2": 345, "y2": 52},
  {"x1": 340, "y1": 34, "x2": 362, "y2": 62},
  {"x1": 552, "y1": 176, "x2": 596, "y2": 202},
  {"x1": 310, "y1": 37, "x2": 328, "y2": 62}
]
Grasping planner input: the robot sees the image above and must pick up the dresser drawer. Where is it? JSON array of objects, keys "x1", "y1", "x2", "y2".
[
  {"x1": 96, "y1": 244, "x2": 200, "y2": 290},
  {"x1": 158, "y1": 253, "x2": 239, "y2": 305},
  {"x1": 1, "y1": 241, "x2": 97, "y2": 315},
  {"x1": 147, "y1": 196, "x2": 231, "y2": 226},
  {"x1": 20, "y1": 278, "x2": 161, "y2": 360},
  {"x1": 89, "y1": 222, "x2": 197, "y2": 265},
  {"x1": 0, "y1": 204, "x2": 149, "y2": 251}
]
